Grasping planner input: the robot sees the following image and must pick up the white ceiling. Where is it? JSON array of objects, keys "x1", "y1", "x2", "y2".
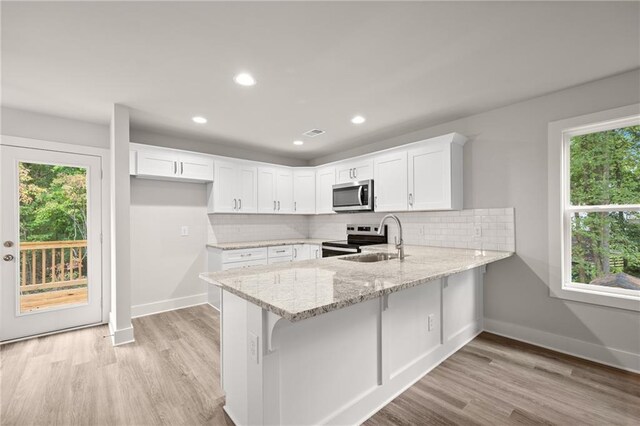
[{"x1": 2, "y1": 1, "x2": 639, "y2": 160}]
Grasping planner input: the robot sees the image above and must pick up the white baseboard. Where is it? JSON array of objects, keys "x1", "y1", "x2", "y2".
[
  {"x1": 131, "y1": 293, "x2": 208, "y2": 319},
  {"x1": 108, "y1": 312, "x2": 135, "y2": 346},
  {"x1": 484, "y1": 318, "x2": 640, "y2": 374},
  {"x1": 207, "y1": 302, "x2": 220, "y2": 312}
]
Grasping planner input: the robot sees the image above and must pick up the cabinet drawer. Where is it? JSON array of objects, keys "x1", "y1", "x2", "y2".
[
  {"x1": 222, "y1": 247, "x2": 268, "y2": 264},
  {"x1": 268, "y1": 245, "x2": 293, "y2": 258},
  {"x1": 222, "y1": 258, "x2": 268, "y2": 270}
]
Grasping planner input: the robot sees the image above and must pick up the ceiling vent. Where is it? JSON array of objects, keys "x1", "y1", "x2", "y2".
[{"x1": 303, "y1": 129, "x2": 325, "y2": 137}]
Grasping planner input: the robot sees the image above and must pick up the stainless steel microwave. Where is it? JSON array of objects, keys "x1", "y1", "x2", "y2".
[{"x1": 332, "y1": 179, "x2": 374, "y2": 212}]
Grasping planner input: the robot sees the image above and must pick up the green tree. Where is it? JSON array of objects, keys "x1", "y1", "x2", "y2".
[
  {"x1": 570, "y1": 126, "x2": 640, "y2": 284},
  {"x1": 19, "y1": 163, "x2": 87, "y2": 242}
]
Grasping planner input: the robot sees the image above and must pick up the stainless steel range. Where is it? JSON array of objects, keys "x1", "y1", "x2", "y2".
[{"x1": 321, "y1": 224, "x2": 388, "y2": 258}]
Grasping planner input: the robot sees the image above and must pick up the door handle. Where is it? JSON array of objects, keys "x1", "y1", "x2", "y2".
[
  {"x1": 294, "y1": 248, "x2": 297, "y2": 258},
  {"x1": 353, "y1": 168, "x2": 357, "y2": 178},
  {"x1": 273, "y1": 200, "x2": 276, "y2": 211},
  {"x1": 174, "y1": 161, "x2": 177, "y2": 175},
  {"x1": 238, "y1": 199, "x2": 242, "y2": 210},
  {"x1": 3, "y1": 254, "x2": 15, "y2": 262},
  {"x1": 180, "y1": 162, "x2": 184, "y2": 175},
  {"x1": 349, "y1": 168, "x2": 353, "y2": 179},
  {"x1": 409, "y1": 193, "x2": 413, "y2": 206},
  {"x1": 294, "y1": 201, "x2": 297, "y2": 211},
  {"x1": 233, "y1": 199, "x2": 237, "y2": 210},
  {"x1": 277, "y1": 201, "x2": 280, "y2": 211},
  {"x1": 3, "y1": 241, "x2": 14, "y2": 248}
]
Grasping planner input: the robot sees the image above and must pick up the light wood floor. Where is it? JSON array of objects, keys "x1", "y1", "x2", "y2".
[{"x1": 1, "y1": 305, "x2": 638, "y2": 425}]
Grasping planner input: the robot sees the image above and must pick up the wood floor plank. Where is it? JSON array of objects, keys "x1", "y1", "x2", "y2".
[{"x1": 2, "y1": 310, "x2": 638, "y2": 426}]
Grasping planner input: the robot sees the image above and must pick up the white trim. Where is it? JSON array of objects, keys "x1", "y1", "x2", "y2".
[
  {"x1": 548, "y1": 104, "x2": 640, "y2": 311},
  {"x1": 484, "y1": 318, "x2": 640, "y2": 374},
  {"x1": 108, "y1": 311, "x2": 134, "y2": 346},
  {"x1": 0, "y1": 322, "x2": 105, "y2": 345},
  {"x1": 207, "y1": 302, "x2": 221, "y2": 312},
  {"x1": 131, "y1": 293, "x2": 208, "y2": 318}
]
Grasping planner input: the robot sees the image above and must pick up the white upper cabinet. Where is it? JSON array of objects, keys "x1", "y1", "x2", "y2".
[
  {"x1": 276, "y1": 168, "x2": 294, "y2": 213},
  {"x1": 374, "y1": 151, "x2": 408, "y2": 212},
  {"x1": 258, "y1": 167, "x2": 277, "y2": 213},
  {"x1": 407, "y1": 134, "x2": 465, "y2": 211},
  {"x1": 237, "y1": 165, "x2": 258, "y2": 213},
  {"x1": 132, "y1": 144, "x2": 213, "y2": 182},
  {"x1": 136, "y1": 148, "x2": 178, "y2": 178},
  {"x1": 316, "y1": 166, "x2": 336, "y2": 214},
  {"x1": 257, "y1": 167, "x2": 294, "y2": 214},
  {"x1": 293, "y1": 169, "x2": 316, "y2": 214},
  {"x1": 179, "y1": 152, "x2": 215, "y2": 181},
  {"x1": 336, "y1": 159, "x2": 374, "y2": 184},
  {"x1": 209, "y1": 160, "x2": 258, "y2": 214}
]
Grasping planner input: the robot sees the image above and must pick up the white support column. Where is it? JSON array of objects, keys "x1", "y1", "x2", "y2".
[{"x1": 108, "y1": 104, "x2": 134, "y2": 345}]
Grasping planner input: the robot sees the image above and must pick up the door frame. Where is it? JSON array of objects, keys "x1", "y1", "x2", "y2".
[{"x1": 0, "y1": 135, "x2": 111, "y2": 330}]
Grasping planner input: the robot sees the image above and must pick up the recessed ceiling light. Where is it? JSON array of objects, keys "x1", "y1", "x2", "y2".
[
  {"x1": 351, "y1": 115, "x2": 366, "y2": 124},
  {"x1": 192, "y1": 116, "x2": 207, "y2": 124},
  {"x1": 293, "y1": 140, "x2": 304, "y2": 146},
  {"x1": 234, "y1": 72, "x2": 256, "y2": 86}
]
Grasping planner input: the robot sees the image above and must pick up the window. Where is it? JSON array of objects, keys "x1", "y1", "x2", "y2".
[{"x1": 549, "y1": 105, "x2": 640, "y2": 311}]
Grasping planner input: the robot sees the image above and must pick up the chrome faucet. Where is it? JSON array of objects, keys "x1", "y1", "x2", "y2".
[{"x1": 378, "y1": 214, "x2": 404, "y2": 260}]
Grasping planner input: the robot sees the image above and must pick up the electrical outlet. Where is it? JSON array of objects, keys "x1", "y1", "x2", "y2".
[
  {"x1": 428, "y1": 314, "x2": 435, "y2": 331},
  {"x1": 473, "y1": 225, "x2": 482, "y2": 238},
  {"x1": 248, "y1": 332, "x2": 259, "y2": 364},
  {"x1": 181, "y1": 226, "x2": 189, "y2": 236}
]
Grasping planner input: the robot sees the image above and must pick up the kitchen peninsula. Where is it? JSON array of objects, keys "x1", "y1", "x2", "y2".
[{"x1": 200, "y1": 245, "x2": 513, "y2": 426}]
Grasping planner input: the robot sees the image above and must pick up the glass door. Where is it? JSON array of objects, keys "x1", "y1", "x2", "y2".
[{"x1": 1, "y1": 146, "x2": 102, "y2": 341}]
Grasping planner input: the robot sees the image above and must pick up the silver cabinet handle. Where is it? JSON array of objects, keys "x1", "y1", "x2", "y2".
[
  {"x1": 353, "y1": 168, "x2": 357, "y2": 178},
  {"x1": 294, "y1": 248, "x2": 298, "y2": 258},
  {"x1": 3, "y1": 254, "x2": 14, "y2": 262},
  {"x1": 294, "y1": 201, "x2": 297, "y2": 212},
  {"x1": 374, "y1": 196, "x2": 378, "y2": 208},
  {"x1": 174, "y1": 161, "x2": 177, "y2": 175},
  {"x1": 180, "y1": 162, "x2": 184, "y2": 175},
  {"x1": 277, "y1": 201, "x2": 280, "y2": 211},
  {"x1": 273, "y1": 200, "x2": 276, "y2": 211},
  {"x1": 315, "y1": 249, "x2": 319, "y2": 258},
  {"x1": 408, "y1": 193, "x2": 413, "y2": 206},
  {"x1": 240, "y1": 253, "x2": 252, "y2": 257},
  {"x1": 349, "y1": 168, "x2": 353, "y2": 179},
  {"x1": 276, "y1": 249, "x2": 286, "y2": 253},
  {"x1": 238, "y1": 199, "x2": 242, "y2": 210},
  {"x1": 233, "y1": 199, "x2": 237, "y2": 210}
]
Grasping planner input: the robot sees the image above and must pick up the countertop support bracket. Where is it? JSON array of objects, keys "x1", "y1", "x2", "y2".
[{"x1": 264, "y1": 311, "x2": 289, "y2": 354}]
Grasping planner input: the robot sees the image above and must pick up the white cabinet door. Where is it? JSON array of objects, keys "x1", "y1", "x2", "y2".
[
  {"x1": 214, "y1": 160, "x2": 238, "y2": 213},
  {"x1": 237, "y1": 165, "x2": 258, "y2": 213},
  {"x1": 408, "y1": 143, "x2": 451, "y2": 211},
  {"x1": 293, "y1": 170, "x2": 315, "y2": 214},
  {"x1": 258, "y1": 167, "x2": 277, "y2": 213},
  {"x1": 374, "y1": 151, "x2": 408, "y2": 212},
  {"x1": 316, "y1": 166, "x2": 336, "y2": 214},
  {"x1": 268, "y1": 255, "x2": 292, "y2": 265},
  {"x1": 293, "y1": 244, "x2": 310, "y2": 261},
  {"x1": 136, "y1": 148, "x2": 177, "y2": 178},
  {"x1": 276, "y1": 168, "x2": 294, "y2": 213},
  {"x1": 305, "y1": 244, "x2": 321, "y2": 259},
  {"x1": 335, "y1": 159, "x2": 373, "y2": 184},
  {"x1": 179, "y1": 152, "x2": 214, "y2": 181}
]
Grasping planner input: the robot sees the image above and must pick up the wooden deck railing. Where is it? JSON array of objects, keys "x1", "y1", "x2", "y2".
[{"x1": 20, "y1": 240, "x2": 88, "y2": 293}]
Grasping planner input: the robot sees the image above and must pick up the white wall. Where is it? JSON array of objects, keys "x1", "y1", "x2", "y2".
[
  {"x1": 130, "y1": 178, "x2": 209, "y2": 313},
  {"x1": 207, "y1": 214, "x2": 308, "y2": 244},
  {"x1": 1, "y1": 106, "x2": 109, "y2": 148},
  {"x1": 312, "y1": 69, "x2": 640, "y2": 364}
]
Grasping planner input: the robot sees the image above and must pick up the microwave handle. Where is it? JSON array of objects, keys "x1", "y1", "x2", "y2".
[{"x1": 358, "y1": 186, "x2": 364, "y2": 205}]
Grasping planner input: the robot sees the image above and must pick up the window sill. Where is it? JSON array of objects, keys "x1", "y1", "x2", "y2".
[{"x1": 550, "y1": 283, "x2": 640, "y2": 312}]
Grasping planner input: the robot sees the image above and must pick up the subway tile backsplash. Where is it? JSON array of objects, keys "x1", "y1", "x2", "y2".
[{"x1": 208, "y1": 208, "x2": 515, "y2": 252}]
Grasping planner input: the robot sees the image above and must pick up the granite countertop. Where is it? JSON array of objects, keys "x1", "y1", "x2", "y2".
[
  {"x1": 206, "y1": 238, "x2": 329, "y2": 250},
  {"x1": 199, "y1": 245, "x2": 513, "y2": 322}
]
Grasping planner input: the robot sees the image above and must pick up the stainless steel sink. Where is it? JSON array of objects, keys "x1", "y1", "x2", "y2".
[{"x1": 340, "y1": 252, "x2": 401, "y2": 263}]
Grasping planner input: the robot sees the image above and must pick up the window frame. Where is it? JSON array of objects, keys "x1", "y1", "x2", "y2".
[{"x1": 548, "y1": 104, "x2": 640, "y2": 311}]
